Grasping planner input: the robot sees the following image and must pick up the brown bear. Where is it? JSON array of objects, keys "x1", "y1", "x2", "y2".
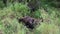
[{"x1": 18, "y1": 16, "x2": 43, "y2": 29}]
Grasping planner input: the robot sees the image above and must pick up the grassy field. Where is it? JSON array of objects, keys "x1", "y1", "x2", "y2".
[{"x1": 0, "y1": 3, "x2": 60, "y2": 34}]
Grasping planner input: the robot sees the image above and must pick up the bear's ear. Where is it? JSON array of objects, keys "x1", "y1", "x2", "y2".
[
  {"x1": 17, "y1": 18, "x2": 23, "y2": 23},
  {"x1": 32, "y1": 19, "x2": 34, "y2": 23}
]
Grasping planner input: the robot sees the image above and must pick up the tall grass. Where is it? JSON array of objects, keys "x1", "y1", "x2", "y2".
[{"x1": 0, "y1": 2, "x2": 60, "y2": 34}]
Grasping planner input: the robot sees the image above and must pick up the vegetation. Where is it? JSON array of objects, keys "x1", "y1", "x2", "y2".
[{"x1": 0, "y1": 0, "x2": 60, "y2": 34}]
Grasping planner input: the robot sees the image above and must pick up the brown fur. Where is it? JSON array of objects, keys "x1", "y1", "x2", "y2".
[{"x1": 18, "y1": 16, "x2": 43, "y2": 29}]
